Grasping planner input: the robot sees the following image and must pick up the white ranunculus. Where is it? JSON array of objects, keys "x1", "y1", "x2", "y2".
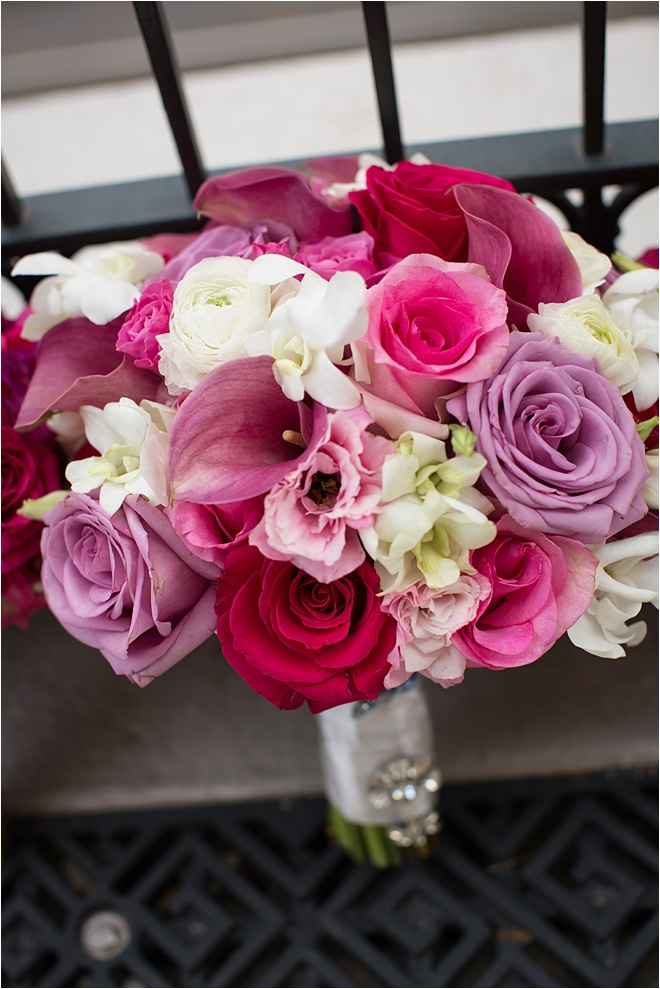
[
  {"x1": 528, "y1": 295, "x2": 639, "y2": 394},
  {"x1": 561, "y1": 231, "x2": 612, "y2": 294},
  {"x1": 567, "y1": 532, "x2": 659, "y2": 658},
  {"x1": 157, "y1": 256, "x2": 271, "y2": 395},
  {"x1": 245, "y1": 254, "x2": 366, "y2": 409},
  {"x1": 65, "y1": 398, "x2": 175, "y2": 516},
  {"x1": 602, "y1": 268, "x2": 659, "y2": 409},
  {"x1": 13, "y1": 242, "x2": 164, "y2": 340},
  {"x1": 360, "y1": 431, "x2": 495, "y2": 593}
]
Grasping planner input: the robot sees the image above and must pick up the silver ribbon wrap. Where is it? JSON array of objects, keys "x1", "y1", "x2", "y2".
[{"x1": 316, "y1": 678, "x2": 441, "y2": 830}]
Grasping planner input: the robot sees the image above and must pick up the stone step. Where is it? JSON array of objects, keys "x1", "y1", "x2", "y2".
[{"x1": 3, "y1": 610, "x2": 657, "y2": 817}]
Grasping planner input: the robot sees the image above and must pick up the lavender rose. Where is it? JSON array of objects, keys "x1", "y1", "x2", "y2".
[
  {"x1": 41, "y1": 492, "x2": 220, "y2": 684},
  {"x1": 448, "y1": 332, "x2": 649, "y2": 543}
]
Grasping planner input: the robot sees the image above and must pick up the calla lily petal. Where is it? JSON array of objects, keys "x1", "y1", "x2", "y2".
[
  {"x1": 455, "y1": 184, "x2": 583, "y2": 326},
  {"x1": 169, "y1": 356, "x2": 328, "y2": 504},
  {"x1": 194, "y1": 167, "x2": 352, "y2": 241},
  {"x1": 15, "y1": 318, "x2": 160, "y2": 430}
]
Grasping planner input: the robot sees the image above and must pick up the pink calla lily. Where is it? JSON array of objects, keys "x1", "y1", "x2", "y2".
[
  {"x1": 15, "y1": 318, "x2": 161, "y2": 430},
  {"x1": 169, "y1": 356, "x2": 329, "y2": 504},
  {"x1": 454, "y1": 184, "x2": 583, "y2": 327},
  {"x1": 194, "y1": 166, "x2": 352, "y2": 242}
]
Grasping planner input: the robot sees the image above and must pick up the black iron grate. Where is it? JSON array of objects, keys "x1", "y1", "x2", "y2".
[{"x1": 2, "y1": 770, "x2": 657, "y2": 988}]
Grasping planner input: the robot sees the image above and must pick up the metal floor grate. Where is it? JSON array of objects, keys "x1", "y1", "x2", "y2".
[{"x1": 2, "y1": 770, "x2": 657, "y2": 988}]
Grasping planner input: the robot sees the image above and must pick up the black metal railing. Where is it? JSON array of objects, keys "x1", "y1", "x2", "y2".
[{"x1": 2, "y1": 1, "x2": 658, "y2": 275}]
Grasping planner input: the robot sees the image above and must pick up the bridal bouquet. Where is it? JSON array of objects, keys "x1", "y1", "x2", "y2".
[{"x1": 4, "y1": 155, "x2": 658, "y2": 863}]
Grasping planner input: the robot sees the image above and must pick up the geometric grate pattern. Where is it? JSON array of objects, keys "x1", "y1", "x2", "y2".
[{"x1": 3, "y1": 770, "x2": 657, "y2": 988}]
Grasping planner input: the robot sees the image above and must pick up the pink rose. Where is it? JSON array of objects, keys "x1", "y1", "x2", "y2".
[
  {"x1": 167, "y1": 495, "x2": 264, "y2": 570},
  {"x1": 383, "y1": 574, "x2": 491, "y2": 689},
  {"x1": 349, "y1": 160, "x2": 515, "y2": 267},
  {"x1": 2, "y1": 425, "x2": 62, "y2": 573},
  {"x1": 295, "y1": 232, "x2": 377, "y2": 281},
  {"x1": 357, "y1": 254, "x2": 509, "y2": 416},
  {"x1": 116, "y1": 279, "x2": 174, "y2": 373},
  {"x1": 40, "y1": 492, "x2": 220, "y2": 684},
  {"x1": 249, "y1": 408, "x2": 391, "y2": 582},
  {"x1": 452, "y1": 517, "x2": 598, "y2": 670},
  {"x1": 215, "y1": 544, "x2": 396, "y2": 713}
]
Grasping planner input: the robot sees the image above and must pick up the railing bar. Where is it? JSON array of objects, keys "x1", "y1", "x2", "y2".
[
  {"x1": 582, "y1": 1, "x2": 607, "y2": 156},
  {"x1": 133, "y1": 2, "x2": 205, "y2": 200},
  {"x1": 362, "y1": 2, "x2": 404, "y2": 164},
  {"x1": 1, "y1": 157, "x2": 25, "y2": 228}
]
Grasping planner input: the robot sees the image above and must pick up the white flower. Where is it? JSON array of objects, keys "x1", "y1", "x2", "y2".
[
  {"x1": 567, "y1": 532, "x2": 659, "y2": 658},
  {"x1": 1, "y1": 275, "x2": 26, "y2": 320},
  {"x1": 643, "y1": 448, "x2": 659, "y2": 510},
  {"x1": 602, "y1": 268, "x2": 659, "y2": 409},
  {"x1": 65, "y1": 398, "x2": 175, "y2": 516},
  {"x1": 245, "y1": 253, "x2": 367, "y2": 409},
  {"x1": 528, "y1": 296, "x2": 639, "y2": 394},
  {"x1": 157, "y1": 256, "x2": 271, "y2": 395},
  {"x1": 13, "y1": 242, "x2": 164, "y2": 340},
  {"x1": 561, "y1": 231, "x2": 612, "y2": 294},
  {"x1": 360, "y1": 431, "x2": 496, "y2": 593}
]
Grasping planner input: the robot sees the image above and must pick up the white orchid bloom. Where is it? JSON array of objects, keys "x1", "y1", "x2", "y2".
[
  {"x1": 65, "y1": 398, "x2": 176, "y2": 517},
  {"x1": 246, "y1": 254, "x2": 366, "y2": 409},
  {"x1": 603, "y1": 268, "x2": 659, "y2": 409},
  {"x1": 567, "y1": 532, "x2": 659, "y2": 658},
  {"x1": 360, "y1": 431, "x2": 495, "y2": 593},
  {"x1": 561, "y1": 231, "x2": 612, "y2": 294},
  {"x1": 13, "y1": 241, "x2": 165, "y2": 341},
  {"x1": 1, "y1": 275, "x2": 26, "y2": 320}
]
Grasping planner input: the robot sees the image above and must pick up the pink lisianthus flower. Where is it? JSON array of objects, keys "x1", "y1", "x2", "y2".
[
  {"x1": 382, "y1": 573, "x2": 491, "y2": 689},
  {"x1": 452, "y1": 516, "x2": 598, "y2": 670},
  {"x1": 167, "y1": 495, "x2": 264, "y2": 570},
  {"x1": 116, "y1": 279, "x2": 174, "y2": 373},
  {"x1": 250, "y1": 407, "x2": 393, "y2": 582},
  {"x1": 294, "y1": 232, "x2": 377, "y2": 281},
  {"x1": 355, "y1": 254, "x2": 509, "y2": 418}
]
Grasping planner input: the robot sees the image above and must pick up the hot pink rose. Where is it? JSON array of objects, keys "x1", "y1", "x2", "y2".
[
  {"x1": 116, "y1": 279, "x2": 174, "y2": 373},
  {"x1": 249, "y1": 408, "x2": 392, "y2": 582},
  {"x1": 167, "y1": 495, "x2": 264, "y2": 570},
  {"x1": 357, "y1": 254, "x2": 509, "y2": 416},
  {"x1": 452, "y1": 517, "x2": 597, "y2": 670},
  {"x1": 215, "y1": 543, "x2": 396, "y2": 713},
  {"x1": 349, "y1": 160, "x2": 515, "y2": 267},
  {"x1": 2, "y1": 425, "x2": 62, "y2": 573},
  {"x1": 40, "y1": 492, "x2": 220, "y2": 684}
]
